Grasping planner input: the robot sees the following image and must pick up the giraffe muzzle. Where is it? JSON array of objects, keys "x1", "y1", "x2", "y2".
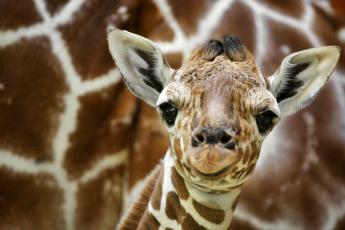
[
  {"x1": 187, "y1": 147, "x2": 240, "y2": 179},
  {"x1": 191, "y1": 127, "x2": 237, "y2": 150}
]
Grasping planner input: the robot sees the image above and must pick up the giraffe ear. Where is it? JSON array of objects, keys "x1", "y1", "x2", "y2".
[
  {"x1": 107, "y1": 29, "x2": 174, "y2": 106},
  {"x1": 270, "y1": 46, "x2": 340, "y2": 116}
]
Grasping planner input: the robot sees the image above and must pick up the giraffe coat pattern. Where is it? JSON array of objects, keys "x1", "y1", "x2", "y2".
[{"x1": 1, "y1": 0, "x2": 345, "y2": 229}]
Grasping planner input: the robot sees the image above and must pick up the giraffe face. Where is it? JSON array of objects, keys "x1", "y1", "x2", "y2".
[
  {"x1": 108, "y1": 29, "x2": 340, "y2": 192},
  {"x1": 156, "y1": 47, "x2": 280, "y2": 192}
]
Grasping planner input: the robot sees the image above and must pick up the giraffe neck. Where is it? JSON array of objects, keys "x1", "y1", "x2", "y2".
[{"x1": 147, "y1": 150, "x2": 242, "y2": 230}]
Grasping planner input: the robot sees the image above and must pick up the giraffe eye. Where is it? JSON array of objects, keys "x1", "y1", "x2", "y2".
[
  {"x1": 255, "y1": 110, "x2": 278, "y2": 134},
  {"x1": 159, "y1": 102, "x2": 178, "y2": 126}
]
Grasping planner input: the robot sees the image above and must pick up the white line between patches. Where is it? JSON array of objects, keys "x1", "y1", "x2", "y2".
[
  {"x1": 79, "y1": 150, "x2": 128, "y2": 184},
  {"x1": 77, "y1": 68, "x2": 122, "y2": 95}
]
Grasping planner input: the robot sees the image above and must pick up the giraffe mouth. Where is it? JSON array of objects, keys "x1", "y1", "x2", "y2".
[
  {"x1": 186, "y1": 144, "x2": 240, "y2": 177},
  {"x1": 193, "y1": 165, "x2": 231, "y2": 179}
]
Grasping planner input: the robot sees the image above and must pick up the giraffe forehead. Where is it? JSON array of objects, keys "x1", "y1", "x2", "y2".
[
  {"x1": 170, "y1": 57, "x2": 265, "y2": 98},
  {"x1": 165, "y1": 77, "x2": 267, "y2": 113},
  {"x1": 179, "y1": 62, "x2": 261, "y2": 84}
]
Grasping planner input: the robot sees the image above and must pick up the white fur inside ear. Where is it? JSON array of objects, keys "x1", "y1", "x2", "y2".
[
  {"x1": 128, "y1": 48, "x2": 149, "y2": 70},
  {"x1": 107, "y1": 29, "x2": 174, "y2": 106},
  {"x1": 270, "y1": 46, "x2": 341, "y2": 116}
]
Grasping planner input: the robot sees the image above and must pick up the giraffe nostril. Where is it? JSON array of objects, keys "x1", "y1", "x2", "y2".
[
  {"x1": 196, "y1": 134, "x2": 205, "y2": 143},
  {"x1": 192, "y1": 133, "x2": 205, "y2": 147},
  {"x1": 224, "y1": 141, "x2": 236, "y2": 150},
  {"x1": 219, "y1": 130, "x2": 237, "y2": 150},
  {"x1": 220, "y1": 134, "x2": 231, "y2": 144}
]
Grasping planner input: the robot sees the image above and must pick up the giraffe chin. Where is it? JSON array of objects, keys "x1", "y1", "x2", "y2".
[{"x1": 174, "y1": 157, "x2": 248, "y2": 194}]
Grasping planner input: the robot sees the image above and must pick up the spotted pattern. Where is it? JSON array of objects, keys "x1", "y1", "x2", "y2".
[
  {"x1": 121, "y1": 153, "x2": 239, "y2": 229},
  {"x1": 1, "y1": 0, "x2": 345, "y2": 229}
]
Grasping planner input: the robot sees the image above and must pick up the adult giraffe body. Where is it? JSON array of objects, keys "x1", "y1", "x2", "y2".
[{"x1": 107, "y1": 29, "x2": 340, "y2": 229}]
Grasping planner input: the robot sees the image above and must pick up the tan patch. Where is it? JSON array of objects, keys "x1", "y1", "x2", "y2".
[
  {"x1": 192, "y1": 200, "x2": 225, "y2": 224},
  {"x1": 171, "y1": 167, "x2": 189, "y2": 200}
]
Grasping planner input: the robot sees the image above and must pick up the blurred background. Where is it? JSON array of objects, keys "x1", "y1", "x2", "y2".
[{"x1": 0, "y1": 0, "x2": 344, "y2": 229}]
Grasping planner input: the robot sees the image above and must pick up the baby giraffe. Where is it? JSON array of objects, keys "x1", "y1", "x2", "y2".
[{"x1": 107, "y1": 29, "x2": 340, "y2": 230}]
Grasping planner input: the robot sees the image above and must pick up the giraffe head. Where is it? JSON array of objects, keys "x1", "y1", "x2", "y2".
[{"x1": 108, "y1": 29, "x2": 340, "y2": 193}]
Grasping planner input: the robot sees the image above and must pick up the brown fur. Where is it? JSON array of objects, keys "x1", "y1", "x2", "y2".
[
  {"x1": 165, "y1": 190, "x2": 207, "y2": 230},
  {"x1": 150, "y1": 167, "x2": 163, "y2": 210},
  {"x1": 192, "y1": 200, "x2": 225, "y2": 224},
  {"x1": 119, "y1": 162, "x2": 222, "y2": 229},
  {"x1": 166, "y1": 192, "x2": 180, "y2": 220},
  {"x1": 171, "y1": 167, "x2": 189, "y2": 200},
  {"x1": 117, "y1": 165, "x2": 162, "y2": 230},
  {"x1": 182, "y1": 214, "x2": 207, "y2": 230},
  {"x1": 137, "y1": 211, "x2": 160, "y2": 230}
]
